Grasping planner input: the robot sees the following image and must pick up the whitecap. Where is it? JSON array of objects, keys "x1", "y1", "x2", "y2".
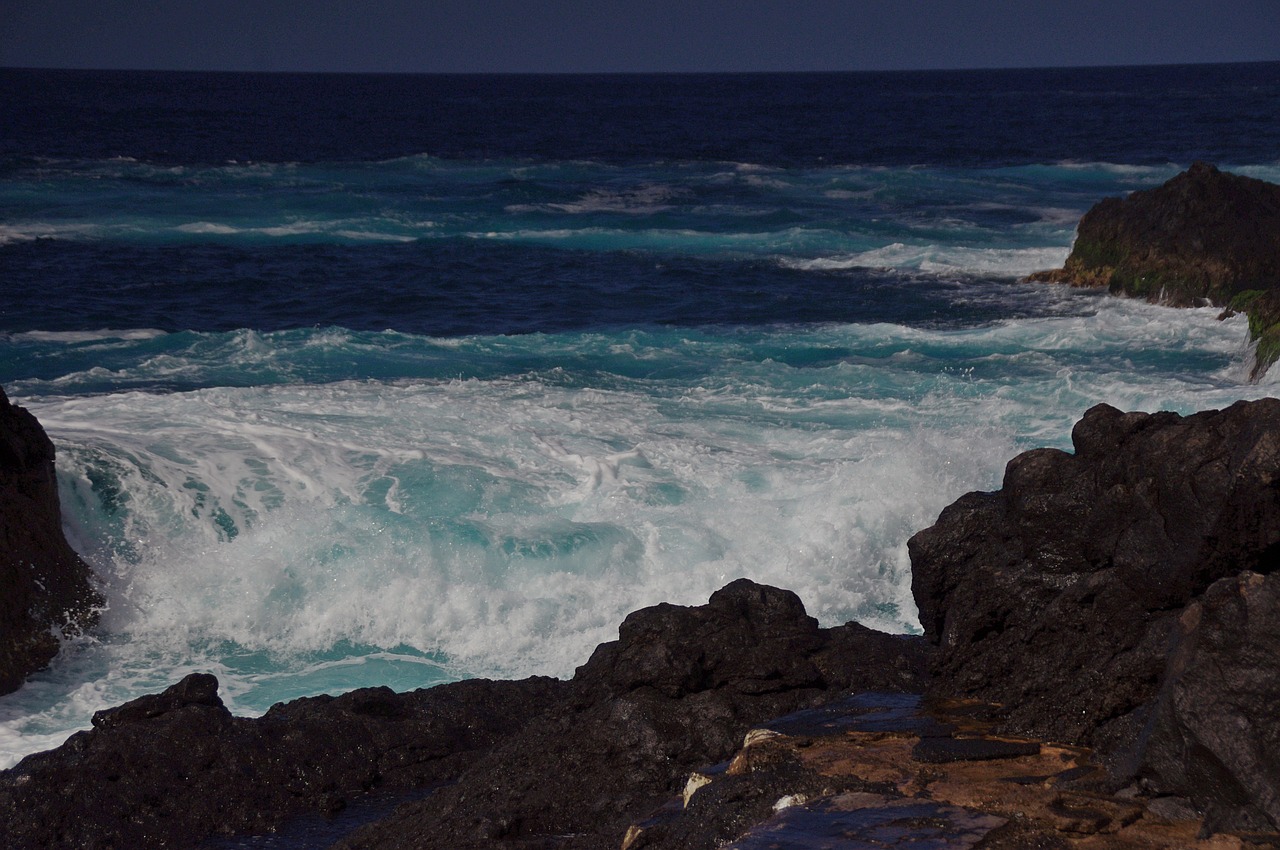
[
  {"x1": 175, "y1": 221, "x2": 241, "y2": 234},
  {"x1": 13, "y1": 329, "x2": 168, "y2": 344},
  {"x1": 783, "y1": 243, "x2": 1072, "y2": 278}
]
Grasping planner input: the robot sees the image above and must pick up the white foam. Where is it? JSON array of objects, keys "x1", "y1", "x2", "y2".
[
  {"x1": 259, "y1": 222, "x2": 325, "y2": 237},
  {"x1": 0, "y1": 222, "x2": 110, "y2": 244},
  {"x1": 1050, "y1": 161, "x2": 1176, "y2": 178},
  {"x1": 785, "y1": 243, "x2": 1071, "y2": 278},
  {"x1": 12, "y1": 329, "x2": 168, "y2": 344},
  {"x1": 29, "y1": 375, "x2": 996, "y2": 677},
  {"x1": 1233, "y1": 163, "x2": 1280, "y2": 184},
  {"x1": 506, "y1": 184, "x2": 687, "y2": 215},
  {"x1": 176, "y1": 221, "x2": 241, "y2": 235},
  {"x1": 332, "y1": 230, "x2": 418, "y2": 243},
  {"x1": 175, "y1": 219, "x2": 419, "y2": 242}
]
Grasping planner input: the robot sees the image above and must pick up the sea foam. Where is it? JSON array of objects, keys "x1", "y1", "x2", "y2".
[{"x1": 0, "y1": 299, "x2": 1264, "y2": 768}]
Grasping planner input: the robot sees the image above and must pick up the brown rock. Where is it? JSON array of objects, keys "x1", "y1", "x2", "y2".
[{"x1": 1029, "y1": 162, "x2": 1280, "y2": 305}]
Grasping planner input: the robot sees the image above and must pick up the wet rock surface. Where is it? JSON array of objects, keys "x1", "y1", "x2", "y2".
[
  {"x1": 0, "y1": 387, "x2": 102, "y2": 695},
  {"x1": 621, "y1": 695, "x2": 1271, "y2": 850}
]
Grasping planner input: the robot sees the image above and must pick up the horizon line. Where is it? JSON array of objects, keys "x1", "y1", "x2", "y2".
[{"x1": 4, "y1": 58, "x2": 1279, "y2": 77}]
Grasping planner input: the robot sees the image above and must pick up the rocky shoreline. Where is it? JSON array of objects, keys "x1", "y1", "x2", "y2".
[{"x1": 3, "y1": 394, "x2": 1280, "y2": 848}]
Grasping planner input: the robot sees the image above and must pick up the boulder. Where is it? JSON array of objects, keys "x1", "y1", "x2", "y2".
[
  {"x1": 1028, "y1": 162, "x2": 1280, "y2": 378},
  {"x1": 0, "y1": 386, "x2": 102, "y2": 695},
  {"x1": 1139, "y1": 571, "x2": 1280, "y2": 834},
  {"x1": 909, "y1": 398, "x2": 1280, "y2": 831}
]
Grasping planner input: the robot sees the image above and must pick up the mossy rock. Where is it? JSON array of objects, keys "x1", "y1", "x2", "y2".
[{"x1": 1029, "y1": 163, "x2": 1280, "y2": 379}]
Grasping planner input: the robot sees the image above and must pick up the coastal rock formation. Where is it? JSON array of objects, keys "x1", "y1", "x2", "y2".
[
  {"x1": 620, "y1": 694, "x2": 1263, "y2": 850},
  {"x1": 0, "y1": 670, "x2": 570, "y2": 848},
  {"x1": 1028, "y1": 162, "x2": 1280, "y2": 378},
  {"x1": 0, "y1": 387, "x2": 102, "y2": 695},
  {"x1": 0, "y1": 579, "x2": 930, "y2": 850},
  {"x1": 909, "y1": 398, "x2": 1280, "y2": 830},
  {"x1": 1139, "y1": 571, "x2": 1280, "y2": 835}
]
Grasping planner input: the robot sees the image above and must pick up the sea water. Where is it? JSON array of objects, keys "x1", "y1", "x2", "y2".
[{"x1": 1, "y1": 64, "x2": 1278, "y2": 767}]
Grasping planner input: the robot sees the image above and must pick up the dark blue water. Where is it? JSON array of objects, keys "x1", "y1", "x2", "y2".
[
  {"x1": 6, "y1": 65, "x2": 1277, "y2": 167},
  {"x1": 3, "y1": 64, "x2": 1279, "y2": 339}
]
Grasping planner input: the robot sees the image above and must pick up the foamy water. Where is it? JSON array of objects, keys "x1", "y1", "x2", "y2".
[{"x1": 0, "y1": 300, "x2": 1267, "y2": 768}]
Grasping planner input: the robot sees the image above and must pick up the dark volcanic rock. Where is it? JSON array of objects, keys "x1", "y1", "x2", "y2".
[
  {"x1": 335, "y1": 579, "x2": 930, "y2": 850},
  {"x1": 1139, "y1": 571, "x2": 1280, "y2": 833},
  {"x1": 910, "y1": 398, "x2": 1280, "y2": 750},
  {"x1": 909, "y1": 398, "x2": 1280, "y2": 832},
  {"x1": 0, "y1": 673, "x2": 568, "y2": 849},
  {"x1": 1029, "y1": 162, "x2": 1280, "y2": 304},
  {"x1": 576, "y1": 578, "x2": 929, "y2": 701},
  {"x1": 1027, "y1": 162, "x2": 1280, "y2": 378},
  {"x1": 0, "y1": 386, "x2": 102, "y2": 695},
  {"x1": 0, "y1": 580, "x2": 929, "y2": 850}
]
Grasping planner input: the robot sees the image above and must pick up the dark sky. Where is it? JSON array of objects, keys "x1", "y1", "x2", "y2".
[{"x1": 3, "y1": 0, "x2": 1279, "y2": 73}]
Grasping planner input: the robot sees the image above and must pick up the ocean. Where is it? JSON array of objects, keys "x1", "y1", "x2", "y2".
[{"x1": 2, "y1": 63, "x2": 1278, "y2": 768}]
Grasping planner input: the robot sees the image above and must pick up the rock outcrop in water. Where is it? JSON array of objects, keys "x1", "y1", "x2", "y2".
[
  {"x1": 910, "y1": 398, "x2": 1280, "y2": 833},
  {"x1": 0, "y1": 387, "x2": 101, "y2": 695},
  {"x1": 1028, "y1": 162, "x2": 1280, "y2": 379}
]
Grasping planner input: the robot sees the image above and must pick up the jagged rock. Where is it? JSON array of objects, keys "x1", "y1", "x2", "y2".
[
  {"x1": 1028, "y1": 162, "x2": 1280, "y2": 378},
  {"x1": 909, "y1": 398, "x2": 1280, "y2": 832},
  {"x1": 1139, "y1": 571, "x2": 1280, "y2": 834},
  {"x1": 0, "y1": 580, "x2": 929, "y2": 850},
  {"x1": 573, "y1": 578, "x2": 827, "y2": 699},
  {"x1": 0, "y1": 386, "x2": 102, "y2": 695}
]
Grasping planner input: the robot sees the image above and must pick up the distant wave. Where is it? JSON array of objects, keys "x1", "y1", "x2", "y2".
[
  {"x1": 12, "y1": 329, "x2": 169, "y2": 344},
  {"x1": 783, "y1": 244, "x2": 1072, "y2": 278},
  {"x1": 174, "y1": 221, "x2": 420, "y2": 242}
]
